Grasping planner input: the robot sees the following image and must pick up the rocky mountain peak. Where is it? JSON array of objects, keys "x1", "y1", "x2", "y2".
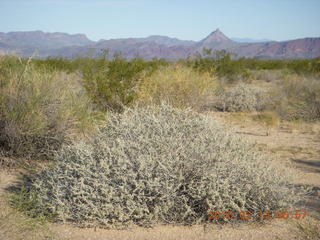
[{"x1": 200, "y1": 28, "x2": 232, "y2": 44}]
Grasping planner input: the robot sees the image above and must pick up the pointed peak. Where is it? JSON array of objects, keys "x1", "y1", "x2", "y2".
[{"x1": 201, "y1": 29, "x2": 232, "y2": 44}]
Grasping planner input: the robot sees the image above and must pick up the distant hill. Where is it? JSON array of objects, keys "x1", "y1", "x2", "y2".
[
  {"x1": 231, "y1": 37, "x2": 274, "y2": 43},
  {"x1": 0, "y1": 31, "x2": 94, "y2": 56},
  {"x1": 0, "y1": 29, "x2": 319, "y2": 59},
  {"x1": 227, "y1": 37, "x2": 320, "y2": 59},
  {"x1": 136, "y1": 35, "x2": 196, "y2": 47},
  {"x1": 0, "y1": 31, "x2": 93, "y2": 48}
]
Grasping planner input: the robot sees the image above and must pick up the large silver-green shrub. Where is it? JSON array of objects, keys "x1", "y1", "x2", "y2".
[
  {"x1": 218, "y1": 83, "x2": 266, "y2": 112},
  {"x1": 31, "y1": 104, "x2": 299, "y2": 228}
]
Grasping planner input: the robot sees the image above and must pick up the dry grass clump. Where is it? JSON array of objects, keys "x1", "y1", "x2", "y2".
[
  {"x1": 251, "y1": 112, "x2": 279, "y2": 127},
  {"x1": 216, "y1": 83, "x2": 266, "y2": 112},
  {"x1": 0, "y1": 56, "x2": 99, "y2": 160},
  {"x1": 271, "y1": 74, "x2": 320, "y2": 121},
  {"x1": 28, "y1": 104, "x2": 301, "y2": 228},
  {"x1": 251, "y1": 112, "x2": 280, "y2": 135},
  {"x1": 137, "y1": 65, "x2": 218, "y2": 110}
]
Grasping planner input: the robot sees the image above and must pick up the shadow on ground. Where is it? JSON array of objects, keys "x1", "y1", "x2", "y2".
[
  {"x1": 292, "y1": 159, "x2": 320, "y2": 173},
  {"x1": 292, "y1": 181, "x2": 320, "y2": 218},
  {"x1": 291, "y1": 158, "x2": 320, "y2": 218},
  {"x1": 236, "y1": 131, "x2": 267, "y2": 137}
]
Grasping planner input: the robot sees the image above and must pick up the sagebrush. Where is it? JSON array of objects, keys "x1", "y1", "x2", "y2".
[
  {"x1": 216, "y1": 83, "x2": 266, "y2": 112},
  {"x1": 27, "y1": 104, "x2": 301, "y2": 228}
]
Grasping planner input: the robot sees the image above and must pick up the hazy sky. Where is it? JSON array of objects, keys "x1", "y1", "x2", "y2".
[{"x1": 1, "y1": 0, "x2": 319, "y2": 41}]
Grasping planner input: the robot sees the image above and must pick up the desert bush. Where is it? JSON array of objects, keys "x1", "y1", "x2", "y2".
[
  {"x1": 188, "y1": 56, "x2": 320, "y2": 77},
  {"x1": 287, "y1": 58, "x2": 320, "y2": 76},
  {"x1": 82, "y1": 56, "x2": 166, "y2": 112},
  {"x1": 191, "y1": 50, "x2": 251, "y2": 84},
  {"x1": 27, "y1": 104, "x2": 300, "y2": 228},
  {"x1": 0, "y1": 56, "x2": 99, "y2": 159},
  {"x1": 242, "y1": 58, "x2": 287, "y2": 71},
  {"x1": 216, "y1": 83, "x2": 266, "y2": 112},
  {"x1": 271, "y1": 75, "x2": 320, "y2": 121},
  {"x1": 214, "y1": 54, "x2": 251, "y2": 84},
  {"x1": 137, "y1": 65, "x2": 218, "y2": 110},
  {"x1": 33, "y1": 57, "x2": 77, "y2": 73}
]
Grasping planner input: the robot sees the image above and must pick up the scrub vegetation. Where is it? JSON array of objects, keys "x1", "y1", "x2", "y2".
[{"x1": 0, "y1": 51, "x2": 318, "y2": 231}]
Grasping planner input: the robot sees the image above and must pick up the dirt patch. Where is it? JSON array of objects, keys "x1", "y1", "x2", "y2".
[
  {"x1": 212, "y1": 112, "x2": 320, "y2": 216},
  {"x1": 0, "y1": 171, "x2": 55, "y2": 240},
  {"x1": 49, "y1": 221, "x2": 299, "y2": 240}
]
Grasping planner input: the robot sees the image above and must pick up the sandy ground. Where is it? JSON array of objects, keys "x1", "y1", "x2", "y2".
[
  {"x1": 0, "y1": 112, "x2": 319, "y2": 240},
  {"x1": 213, "y1": 112, "x2": 320, "y2": 220}
]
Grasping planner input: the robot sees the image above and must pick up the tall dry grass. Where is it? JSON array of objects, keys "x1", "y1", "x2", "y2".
[
  {"x1": 137, "y1": 65, "x2": 218, "y2": 110},
  {"x1": 0, "y1": 56, "x2": 101, "y2": 160},
  {"x1": 270, "y1": 74, "x2": 320, "y2": 121}
]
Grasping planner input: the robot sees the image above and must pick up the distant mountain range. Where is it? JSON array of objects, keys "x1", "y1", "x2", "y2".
[
  {"x1": 0, "y1": 29, "x2": 319, "y2": 59},
  {"x1": 231, "y1": 37, "x2": 274, "y2": 43}
]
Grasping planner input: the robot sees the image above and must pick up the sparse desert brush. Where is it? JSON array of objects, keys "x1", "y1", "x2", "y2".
[
  {"x1": 137, "y1": 65, "x2": 218, "y2": 110},
  {"x1": 271, "y1": 74, "x2": 320, "y2": 121},
  {"x1": 250, "y1": 69, "x2": 284, "y2": 82},
  {"x1": 216, "y1": 83, "x2": 266, "y2": 112},
  {"x1": 251, "y1": 111, "x2": 280, "y2": 135},
  {"x1": 27, "y1": 104, "x2": 302, "y2": 228},
  {"x1": 0, "y1": 56, "x2": 100, "y2": 160}
]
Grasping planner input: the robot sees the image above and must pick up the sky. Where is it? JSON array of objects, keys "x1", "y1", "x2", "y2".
[{"x1": 0, "y1": 0, "x2": 319, "y2": 42}]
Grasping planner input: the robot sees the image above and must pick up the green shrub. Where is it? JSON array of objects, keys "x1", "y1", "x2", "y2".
[
  {"x1": 241, "y1": 58, "x2": 287, "y2": 71},
  {"x1": 216, "y1": 83, "x2": 266, "y2": 112},
  {"x1": 28, "y1": 104, "x2": 300, "y2": 228},
  {"x1": 287, "y1": 58, "x2": 320, "y2": 76},
  {"x1": 189, "y1": 55, "x2": 320, "y2": 78},
  {"x1": 33, "y1": 57, "x2": 76, "y2": 73},
  {"x1": 0, "y1": 56, "x2": 99, "y2": 160},
  {"x1": 137, "y1": 65, "x2": 218, "y2": 110},
  {"x1": 82, "y1": 56, "x2": 166, "y2": 112},
  {"x1": 191, "y1": 51, "x2": 251, "y2": 84}
]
